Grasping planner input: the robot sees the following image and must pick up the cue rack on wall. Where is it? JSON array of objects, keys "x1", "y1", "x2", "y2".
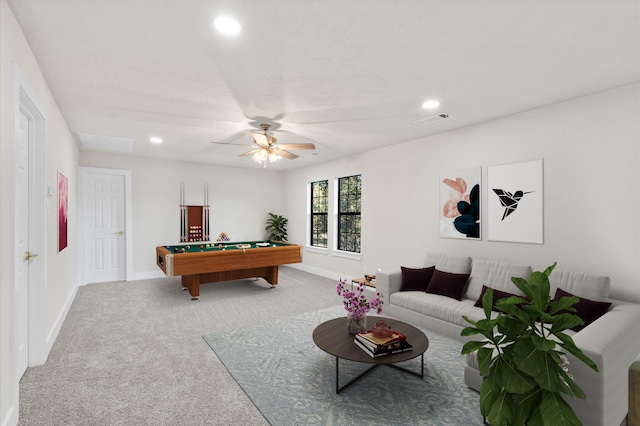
[{"x1": 179, "y1": 182, "x2": 210, "y2": 242}]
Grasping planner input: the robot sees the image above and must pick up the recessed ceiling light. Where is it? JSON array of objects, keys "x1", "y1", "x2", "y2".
[
  {"x1": 214, "y1": 16, "x2": 241, "y2": 35},
  {"x1": 422, "y1": 100, "x2": 440, "y2": 109},
  {"x1": 150, "y1": 137, "x2": 162, "y2": 144}
]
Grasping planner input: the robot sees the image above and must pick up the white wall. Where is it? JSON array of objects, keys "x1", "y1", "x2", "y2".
[
  {"x1": 79, "y1": 152, "x2": 286, "y2": 276},
  {"x1": 284, "y1": 84, "x2": 640, "y2": 303},
  {"x1": 1, "y1": 1, "x2": 80, "y2": 424}
]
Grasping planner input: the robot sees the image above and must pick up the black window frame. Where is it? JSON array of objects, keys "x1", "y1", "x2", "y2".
[
  {"x1": 337, "y1": 174, "x2": 361, "y2": 253},
  {"x1": 310, "y1": 180, "x2": 329, "y2": 248}
]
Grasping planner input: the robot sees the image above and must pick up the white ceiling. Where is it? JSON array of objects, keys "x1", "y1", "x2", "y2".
[{"x1": 7, "y1": 0, "x2": 640, "y2": 171}]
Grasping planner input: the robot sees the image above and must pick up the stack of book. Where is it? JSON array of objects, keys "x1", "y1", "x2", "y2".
[{"x1": 354, "y1": 330, "x2": 413, "y2": 358}]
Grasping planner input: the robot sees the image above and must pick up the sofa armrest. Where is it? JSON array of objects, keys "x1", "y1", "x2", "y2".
[
  {"x1": 631, "y1": 360, "x2": 640, "y2": 425},
  {"x1": 567, "y1": 300, "x2": 640, "y2": 426},
  {"x1": 377, "y1": 270, "x2": 402, "y2": 299}
]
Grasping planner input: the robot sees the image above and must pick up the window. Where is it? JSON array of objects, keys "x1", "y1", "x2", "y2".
[
  {"x1": 337, "y1": 174, "x2": 361, "y2": 253},
  {"x1": 310, "y1": 180, "x2": 328, "y2": 248}
]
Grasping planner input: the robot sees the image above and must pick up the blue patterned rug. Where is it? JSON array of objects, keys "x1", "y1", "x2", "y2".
[{"x1": 203, "y1": 306, "x2": 482, "y2": 425}]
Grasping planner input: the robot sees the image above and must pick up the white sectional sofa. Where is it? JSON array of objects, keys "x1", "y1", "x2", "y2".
[{"x1": 376, "y1": 252, "x2": 640, "y2": 426}]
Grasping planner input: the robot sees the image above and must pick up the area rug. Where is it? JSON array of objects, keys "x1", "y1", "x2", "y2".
[{"x1": 203, "y1": 306, "x2": 482, "y2": 425}]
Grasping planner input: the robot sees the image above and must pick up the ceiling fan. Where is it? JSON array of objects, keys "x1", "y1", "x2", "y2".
[{"x1": 213, "y1": 124, "x2": 316, "y2": 165}]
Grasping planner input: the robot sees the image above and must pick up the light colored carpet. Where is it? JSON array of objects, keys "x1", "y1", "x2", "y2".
[
  {"x1": 204, "y1": 305, "x2": 482, "y2": 426},
  {"x1": 18, "y1": 267, "x2": 343, "y2": 425}
]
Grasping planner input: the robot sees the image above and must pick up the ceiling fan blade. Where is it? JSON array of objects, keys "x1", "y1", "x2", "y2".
[
  {"x1": 210, "y1": 141, "x2": 247, "y2": 146},
  {"x1": 240, "y1": 149, "x2": 259, "y2": 157},
  {"x1": 251, "y1": 131, "x2": 270, "y2": 147},
  {"x1": 273, "y1": 149, "x2": 299, "y2": 159},
  {"x1": 276, "y1": 143, "x2": 316, "y2": 151}
]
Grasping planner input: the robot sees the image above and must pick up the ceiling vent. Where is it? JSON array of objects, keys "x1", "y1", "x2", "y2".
[
  {"x1": 413, "y1": 113, "x2": 451, "y2": 125},
  {"x1": 76, "y1": 132, "x2": 135, "y2": 153}
]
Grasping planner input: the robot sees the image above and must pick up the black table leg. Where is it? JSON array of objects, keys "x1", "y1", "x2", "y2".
[
  {"x1": 386, "y1": 353, "x2": 424, "y2": 378},
  {"x1": 334, "y1": 353, "x2": 424, "y2": 394},
  {"x1": 335, "y1": 357, "x2": 379, "y2": 394}
]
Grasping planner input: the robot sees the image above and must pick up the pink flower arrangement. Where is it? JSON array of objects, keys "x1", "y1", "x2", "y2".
[{"x1": 336, "y1": 279, "x2": 383, "y2": 319}]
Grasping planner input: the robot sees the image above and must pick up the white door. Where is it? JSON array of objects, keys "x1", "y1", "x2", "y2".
[
  {"x1": 15, "y1": 110, "x2": 30, "y2": 377},
  {"x1": 85, "y1": 172, "x2": 126, "y2": 283}
]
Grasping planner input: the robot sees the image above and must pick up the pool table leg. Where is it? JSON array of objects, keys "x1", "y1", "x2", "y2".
[
  {"x1": 181, "y1": 275, "x2": 200, "y2": 300},
  {"x1": 268, "y1": 266, "x2": 278, "y2": 288}
]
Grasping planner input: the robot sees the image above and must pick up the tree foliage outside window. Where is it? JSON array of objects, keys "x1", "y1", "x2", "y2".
[
  {"x1": 338, "y1": 175, "x2": 361, "y2": 253},
  {"x1": 310, "y1": 180, "x2": 328, "y2": 247}
]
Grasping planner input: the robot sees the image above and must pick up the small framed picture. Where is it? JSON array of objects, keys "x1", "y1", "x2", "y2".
[
  {"x1": 58, "y1": 170, "x2": 68, "y2": 252},
  {"x1": 487, "y1": 159, "x2": 543, "y2": 244},
  {"x1": 439, "y1": 167, "x2": 481, "y2": 240}
]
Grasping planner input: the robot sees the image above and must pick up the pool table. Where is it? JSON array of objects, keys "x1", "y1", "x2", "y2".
[{"x1": 156, "y1": 241, "x2": 302, "y2": 300}]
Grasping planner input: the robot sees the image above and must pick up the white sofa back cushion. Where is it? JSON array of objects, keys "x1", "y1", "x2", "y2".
[
  {"x1": 465, "y1": 259, "x2": 532, "y2": 301},
  {"x1": 425, "y1": 252, "x2": 471, "y2": 274},
  {"x1": 546, "y1": 269, "x2": 611, "y2": 301}
]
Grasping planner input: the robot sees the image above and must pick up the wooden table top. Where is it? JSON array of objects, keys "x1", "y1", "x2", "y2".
[{"x1": 312, "y1": 316, "x2": 429, "y2": 364}]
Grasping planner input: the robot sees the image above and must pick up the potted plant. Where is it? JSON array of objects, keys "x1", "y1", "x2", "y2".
[
  {"x1": 461, "y1": 262, "x2": 598, "y2": 426},
  {"x1": 265, "y1": 212, "x2": 288, "y2": 241}
]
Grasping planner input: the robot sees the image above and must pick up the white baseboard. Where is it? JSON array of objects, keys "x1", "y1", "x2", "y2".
[
  {"x1": 44, "y1": 279, "x2": 80, "y2": 363},
  {"x1": 286, "y1": 263, "x2": 348, "y2": 281},
  {"x1": 128, "y1": 271, "x2": 166, "y2": 281},
  {"x1": 1, "y1": 407, "x2": 17, "y2": 426}
]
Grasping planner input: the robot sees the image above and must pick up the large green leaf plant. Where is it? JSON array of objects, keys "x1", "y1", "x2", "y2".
[
  {"x1": 265, "y1": 212, "x2": 288, "y2": 241},
  {"x1": 461, "y1": 263, "x2": 599, "y2": 426}
]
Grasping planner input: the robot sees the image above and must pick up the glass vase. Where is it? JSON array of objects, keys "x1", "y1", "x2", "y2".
[{"x1": 347, "y1": 313, "x2": 367, "y2": 334}]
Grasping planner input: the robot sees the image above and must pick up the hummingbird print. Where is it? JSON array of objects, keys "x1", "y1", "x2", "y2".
[{"x1": 492, "y1": 189, "x2": 533, "y2": 220}]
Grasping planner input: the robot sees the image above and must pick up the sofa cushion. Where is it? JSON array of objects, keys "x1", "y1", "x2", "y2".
[
  {"x1": 465, "y1": 259, "x2": 531, "y2": 301},
  {"x1": 425, "y1": 252, "x2": 472, "y2": 274},
  {"x1": 390, "y1": 291, "x2": 488, "y2": 328},
  {"x1": 553, "y1": 288, "x2": 612, "y2": 331},
  {"x1": 546, "y1": 269, "x2": 610, "y2": 301},
  {"x1": 400, "y1": 266, "x2": 435, "y2": 291},
  {"x1": 426, "y1": 269, "x2": 470, "y2": 301},
  {"x1": 474, "y1": 285, "x2": 525, "y2": 311}
]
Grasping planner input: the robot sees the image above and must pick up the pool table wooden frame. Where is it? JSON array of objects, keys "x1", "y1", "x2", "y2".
[{"x1": 156, "y1": 243, "x2": 302, "y2": 300}]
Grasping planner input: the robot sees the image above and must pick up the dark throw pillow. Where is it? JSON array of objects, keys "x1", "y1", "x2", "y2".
[
  {"x1": 400, "y1": 266, "x2": 435, "y2": 291},
  {"x1": 425, "y1": 269, "x2": 470, "y2": 301},
  {"x1": 474, "y1": 285, "x2": 523, "y2": 311},
  {"x1": 553, "y1": 288, "x2": 612, "y2": 331}
]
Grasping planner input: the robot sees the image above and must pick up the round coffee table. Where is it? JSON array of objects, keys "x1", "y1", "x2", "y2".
[{"x1": 312, "y1": 316, "x2": 429, "y2": 393}]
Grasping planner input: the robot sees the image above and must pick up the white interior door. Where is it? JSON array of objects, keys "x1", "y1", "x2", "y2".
[
  {"x1": 15, "y1": 109, "x2": 30, "y2": 378},
  {"x1": 85, "y1": 172, "x2": 126, "y2": 283}
]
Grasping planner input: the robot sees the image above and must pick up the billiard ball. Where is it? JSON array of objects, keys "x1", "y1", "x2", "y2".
[
  {"x1": 181, "y1": 248, "x2": 186, "y2": 253},
  {"x1": 200, "y1": 245, "x2": 203, "y2": 249},
  {"x1": 174, "y1": 248, "x2": 178, "y2": 253}
]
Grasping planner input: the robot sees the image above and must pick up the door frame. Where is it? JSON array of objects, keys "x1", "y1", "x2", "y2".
[
  {"x1": 78, "y1": 167, "x2": 133, "y2": 285},
  {"x1": 11, "y1": 63, "x2": 47, "y2": 422}
]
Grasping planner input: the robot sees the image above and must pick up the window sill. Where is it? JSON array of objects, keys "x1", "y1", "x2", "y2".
[
  {"x1": 332, "y1": 250, "x2": 362, "y2": 261},
  {"x1": 305, "y1": 246, "x2": 329, "y2": 255}
]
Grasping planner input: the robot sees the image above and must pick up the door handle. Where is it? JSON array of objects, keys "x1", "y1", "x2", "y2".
[
  {"x1": 25, "y1": 251, "x2": 38, "y2": 260},
  {"x1": 115, "y1": 230, "x2": 124, "y2": 235}
]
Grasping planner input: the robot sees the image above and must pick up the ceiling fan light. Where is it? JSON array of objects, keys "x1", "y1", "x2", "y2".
[
  {"x1": 253, "y1": 147, "x2": 269, "y2": 163},
  {"x1": 268, "y1": 151, "x2": 279, "y2": 163}
]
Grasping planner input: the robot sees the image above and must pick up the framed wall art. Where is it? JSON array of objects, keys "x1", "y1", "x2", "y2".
[
  {"x1": 487, "y1": 159, "x2": 543, "y2": 244},
  {"x1": 439, "y1": 167, "x2": 481, "y2": 239},
  {"x1": 58, "y1": 170, "x2": 68, "y2": 252}
]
